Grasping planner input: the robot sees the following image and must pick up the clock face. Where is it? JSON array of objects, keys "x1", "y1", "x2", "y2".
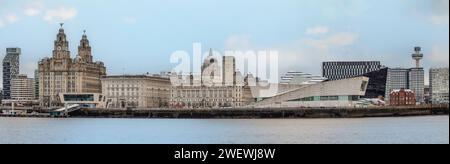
[{"x1": 57, "y1": 46, "x2": 62, "y2": 51}]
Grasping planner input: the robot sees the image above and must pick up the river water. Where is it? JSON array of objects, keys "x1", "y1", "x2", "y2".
[{"x1": 0, "y1": 116, "x2": 448, "y2": 144}]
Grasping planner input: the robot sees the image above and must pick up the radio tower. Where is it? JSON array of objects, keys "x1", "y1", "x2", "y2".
[{"x1": 412, "y1": 47, "x2": 423, "y2": 68}]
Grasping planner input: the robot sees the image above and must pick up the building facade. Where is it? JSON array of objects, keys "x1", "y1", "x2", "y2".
[
  {"x1": 360, "y1": 68, "x2": 388, "y2": 99},
  {"x1": 34, "y1": 69, "x2": 39, "y2": 99},
  {"x1": 385, "y1": 47, "x2": 426, "y2": 104},
  {"x1": 385, "y1": 68, "x2": 425, "y2": 104},
  {"x1": 38, "y1": 25, "x2": 106, "y2": 107},
  {"x1": 280, "y1": 71, "x2": 327, "y2": 85},
  {"x1": 101, "y1": 75, "x2": 171, "y2": 109},
  {"x1": 385, "y1": 68, "x2": 409, "y2": 101},
  {"x1": 11, "y1": 74, "x2": 35, "y2": 100},
  {"x1": 2, "y1": 48, "x2": 21, "y2": 100},
  {"x1": 170, "y1": 53, "x2": 254, "y2": 109},
  {"x1": 322, "y1": 61, "x2": 381, "y2": 81},
  {"x1": 223, "y1": 56, "x2": 236, "y2": 86},
  {"x1": 389, "y1": 89, "x2": 416, "y2": 106},
  {"x1": 408, "y1": 68, "x2": 424, "y2": 103},
  {"x1": 430, "y1": 68, "x2": 449, "y2": 104},
  {"x1": 253, "y1": 77, "x2": 370, "y2": 108}
]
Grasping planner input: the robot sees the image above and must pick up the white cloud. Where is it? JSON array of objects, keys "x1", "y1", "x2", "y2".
[
  {"x1": 431, "y1": 14, "x2": 449, "y2": 25},
  {"x1": 225, "y1": 35, "x2": 252, "y2": 50},
  {"x1": 43, "y1": 6, "x2": 77, "y2": 22},
  {"x1": 306, "y1": 26, "x2": 329, "y2": 35},
  {"x1": 123, "y1": 16, "x2": 137, "y2": 24},
  {"x1": 430, "y1": 46, "x2": 450, "y2": 67},
  {"x1": 426, "y1": 0, "x2": 449, "y2": 25},
  {"x1": 0, "y1": 13, "x2": 19, "y2": 28},
  {"x1": 303, "y1": 32, "x2": 359, "y2": 49},
  {"x1": 224, "y1": 31, "x2": 360, "y2": 77},
  {"x1": 21, "y1": 62, "x2": 38, "y2": 78},
  {"x1": 24, "y1": 0, "x2": 44, "y2": 16},
  {"x1": 4, "y1": 13, "x2": 19, "y2": 23}
]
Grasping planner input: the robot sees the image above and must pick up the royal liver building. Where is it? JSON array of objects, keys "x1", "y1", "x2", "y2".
[{"x1": 38, "y1": 24, "x2": 106, "y2": 106}]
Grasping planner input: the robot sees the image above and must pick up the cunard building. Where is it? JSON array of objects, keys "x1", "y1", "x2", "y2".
[
  {"x1": 38, "y1": 24, "x2": 106, "y2": 106},
  {"x1": 170, "y1": 50, "x2": 254, "y2": 109}
]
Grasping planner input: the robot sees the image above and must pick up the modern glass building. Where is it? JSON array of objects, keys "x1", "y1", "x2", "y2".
[
  {"x1": 408, "y1": 68, "x2": 425, "y2": 103},
  {"x1": 322, "y1": 61, "x2": 382, "y2": 81},
  {"x1": 385, "y1": 68, "x2": 425, "y2": 104},
  {"x1": 2, "y1": 48, "x2": 21, "y2": 100},
  {"x1": 361, "y1": 68, "x2": 388, "y2": 99}
]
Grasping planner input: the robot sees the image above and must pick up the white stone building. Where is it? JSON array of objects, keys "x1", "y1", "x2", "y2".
[
  {"x1": 11, "y1": 74, "x2": 35, "y2": 100},
  {"x1": 101, "y1": 75, "x2": 171, "y2": 109}
]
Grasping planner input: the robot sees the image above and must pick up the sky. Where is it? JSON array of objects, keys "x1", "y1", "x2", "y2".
[{"x1": 0, "y1": 0, "x2": 449, "y2": 86}]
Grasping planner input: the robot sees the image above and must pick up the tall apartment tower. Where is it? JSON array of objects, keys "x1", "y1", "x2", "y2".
[
  {"x1": 322, "y1": 61, "x2": 381, "y2": 81},
  {"x1": 408, "y1": 47, "x2": 425, "y2": 103},
  {"x1": 34, "y1": 69, "x2": 39, "y2": 99},
  {"x1": 430, "y1": 68, "x2": 449, "y2": 104},
  {"x1": 2, "y1": 47, "x2": 21, "y2": 100},
  {"x1": 385, "y1": 68, "x2": 409, "y2": 101}
]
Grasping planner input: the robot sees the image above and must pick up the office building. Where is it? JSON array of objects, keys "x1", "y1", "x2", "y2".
[
  {"x1": 2, "y1": 47, "x2": 21, "y2": 99},
  {"x1": 11, "y1": 74, "x2": 35, "y2": 100},
  {"x1": 252, "y1": 77, "x2": 370, "y2": 108},
  {"x1": 430, "y1": 68, "x2": 449, "y2": 104},
  {"x1": 101, "y1": 75, "x2": 171, "y2": 108},
  {"x1": 281, "y1": 71, "x2": 327, "y2": 85},
  {"x1": 322, "y1": 61, "x2": 381, "y2": 81}
]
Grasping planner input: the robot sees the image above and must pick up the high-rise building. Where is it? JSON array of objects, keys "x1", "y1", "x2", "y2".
[
  {"x1": 385, "y1": 68, "x2": 426, "y2": 104},
  {"x1": 280, "y1": 71, "x2": 327, "y2": 85},
  {"x1": 322, "y1": 61, "x2": 382, "y2": 81},
  {"x1": 223, "y1": 56, "x2": 236, "y2": 86},
  {"x1": 385, "y1": 68, "x2": 409, "y2": 101},
  {"x1": 11, "y1": 74, "x2": 35, "y2": 100},
  {"x1": 34, "y1": 69, "x2": 39, "y2": 99},
  {"x1": 408, "y1": 68, "x2": 424, "y2": 103},
  {"x1": 38, "y1": 24, "x2": 106, "y2": 107},
  {"x1": 360, "y1": 68, "x2": 388, "y2": 99},
  {"x1": 2, "y1": 47, "x2": 21, "y2": 100},
  {"x1": 430, "y1": 68, "x2": 449, "y2": 104},
  {"x1": 385, "y1": 47, "x2": 425, "y2": 104}
]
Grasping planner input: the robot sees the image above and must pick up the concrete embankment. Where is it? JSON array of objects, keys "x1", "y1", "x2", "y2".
[{"x1": 69, "y1": 106, "x2": 449, "y2": 119}]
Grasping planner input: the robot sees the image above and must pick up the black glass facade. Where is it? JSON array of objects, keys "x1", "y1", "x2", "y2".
[{"x1": 361, "y1": 68, "x2": 388, "y2": 98}]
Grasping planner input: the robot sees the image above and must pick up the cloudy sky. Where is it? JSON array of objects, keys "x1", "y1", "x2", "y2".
[{"x1": 0, "y1": 0, "x2": 448, "y2": 86}]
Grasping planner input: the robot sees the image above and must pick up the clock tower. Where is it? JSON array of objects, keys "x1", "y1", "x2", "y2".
[
  {"x1": 53, "y1": 23, "x2": 70, "y2": 59},
  {"x1": 77, "y1": 30, "x2": 93, "y2": 63}
]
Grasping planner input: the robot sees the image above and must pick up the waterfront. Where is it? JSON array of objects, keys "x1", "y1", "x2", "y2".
[{"x1": 0, "y1": 116, "x2": 448, "y2": 144}]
